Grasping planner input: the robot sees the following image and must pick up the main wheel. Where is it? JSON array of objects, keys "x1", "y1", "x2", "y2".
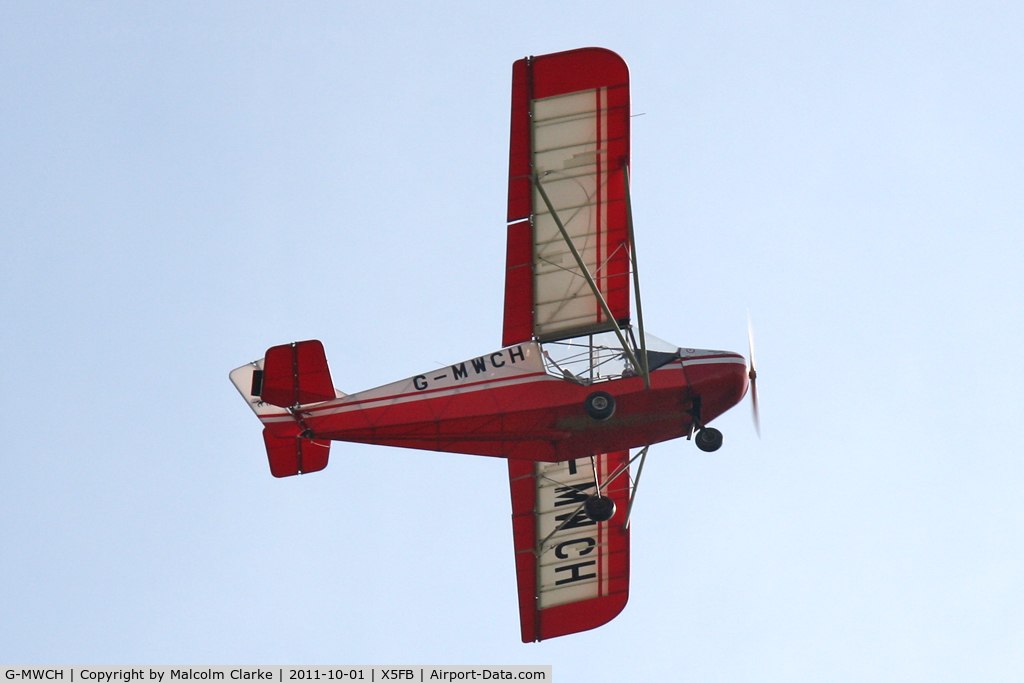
[
  {"x1": 584, "y1": 495, "x2": 616, "y2": 522},
  {"x1": 584, "y1": 391, "x2": 616, "y2": 421},
  {"x1": 695, "y1": 427, "x2": 723, "y2": 452}
]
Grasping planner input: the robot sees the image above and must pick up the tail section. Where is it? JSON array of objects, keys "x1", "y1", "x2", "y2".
[{"x1": 229, "y1": 339, "x2": 343, "y2": 478}]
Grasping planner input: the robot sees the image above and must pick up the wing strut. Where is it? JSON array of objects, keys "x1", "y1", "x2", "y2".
[
  {"x1": 623, "y1": 444, "x2": 649, "y2": 529},
  {"x1": 534, "y1": 173, "x2": 648, "y2": 387},
  {"x1": 623, "y1": 166, "x2": 649, "y2": 388}
]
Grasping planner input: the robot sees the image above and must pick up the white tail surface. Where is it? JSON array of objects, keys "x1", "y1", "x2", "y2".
[{"x1": 229, "y1": 360, "x2": 289, "y2": 418}]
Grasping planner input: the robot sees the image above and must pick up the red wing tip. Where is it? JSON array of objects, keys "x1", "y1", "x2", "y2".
[{"x1": 531, "y1": 592, "x2": 630, "y2": 642}]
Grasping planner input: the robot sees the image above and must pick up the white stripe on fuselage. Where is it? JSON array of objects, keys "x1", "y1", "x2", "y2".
[{"x1": 681, "y1": 356, "x2": 746, "y2": 367}]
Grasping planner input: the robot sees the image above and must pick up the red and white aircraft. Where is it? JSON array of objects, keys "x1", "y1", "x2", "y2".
[{"x1": 231, "y1": 47, "x2": 758, "y2": 642}]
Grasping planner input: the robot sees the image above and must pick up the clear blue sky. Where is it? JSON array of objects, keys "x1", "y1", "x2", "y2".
[{"x1": 3, "y1": 1, "x2": 1023, "y2": 679}]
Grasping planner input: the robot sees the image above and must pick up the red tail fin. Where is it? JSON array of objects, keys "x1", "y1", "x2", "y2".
[{"x1": 259, "y1": 340, "x2": 335, "y2": 407}]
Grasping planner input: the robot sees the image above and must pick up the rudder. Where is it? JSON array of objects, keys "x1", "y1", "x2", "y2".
[{"x1": 260, "y1": 339, "x2": 335, "y2": 408}]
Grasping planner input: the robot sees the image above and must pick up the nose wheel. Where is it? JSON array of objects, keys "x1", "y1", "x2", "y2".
[{"x1": 695, "y1": 427, "x2": 723, "y2": 452}]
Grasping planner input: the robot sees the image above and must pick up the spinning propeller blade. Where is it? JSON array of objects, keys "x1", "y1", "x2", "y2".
[{"x1": 748, "y1": 314, "x2": 760, "y2": 438}]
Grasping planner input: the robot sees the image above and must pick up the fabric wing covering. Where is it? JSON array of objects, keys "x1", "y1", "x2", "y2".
[
  {"x1": 508, "y1": 451, "x2": 630, "y2": 642},
  {"x1": 504, "y1": 48, "x2": 632, "y2": 347}
]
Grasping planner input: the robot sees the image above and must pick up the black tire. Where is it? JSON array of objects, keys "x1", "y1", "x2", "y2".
[
  {"x1": 584, "y1": 391, "x2": 616, "y2": 421},
  {"x1": 695, "y1": 427, "x2": 723, "y2": 452},
  {"x1": 584, "y1": 495, "x2": 617, "y2": 522}
]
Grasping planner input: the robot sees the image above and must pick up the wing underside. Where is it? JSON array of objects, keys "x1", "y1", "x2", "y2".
[
  {"x1": 508, "y1": 451, "x2": 630, "y2": 642},
  {"x1": 504, "y1": 48, "x2": 632, "y2": 347}
]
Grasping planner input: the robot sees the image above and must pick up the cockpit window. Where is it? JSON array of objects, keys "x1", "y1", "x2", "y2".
[{"x1": 540, "y1": 329, "x2": 680, "y2": 384}]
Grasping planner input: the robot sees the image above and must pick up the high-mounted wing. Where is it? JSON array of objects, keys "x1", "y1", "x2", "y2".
[
  {"x1": 508, "y1": 452, "x2": 630, "y2": 642},
  {"x1": 503, "y1": 48, "x2": 632, "y2": 346}
]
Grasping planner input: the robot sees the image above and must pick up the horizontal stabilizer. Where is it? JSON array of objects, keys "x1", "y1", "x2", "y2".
[
  {"x1": 260, "y1": 340, "x2": 335, "y2": 407},
  {"x1": 263, "y1": 425, "x2": 330, "y2": 478}
]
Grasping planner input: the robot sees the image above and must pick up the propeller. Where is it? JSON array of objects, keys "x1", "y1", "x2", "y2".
[{"x1": 747, "y1": 314, "x2": 760, "y2": 438}]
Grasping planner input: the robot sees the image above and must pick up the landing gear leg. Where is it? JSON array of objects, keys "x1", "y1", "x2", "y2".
[
  {"x1": 685, "y1": 396, "x2": 723, "y2": 452},
  {"x1": 686, "y1": 396, "x2": 702, "y2": 440},
  {"x1": 584, "y1": 455, "x2": 617, "y2": 522}
]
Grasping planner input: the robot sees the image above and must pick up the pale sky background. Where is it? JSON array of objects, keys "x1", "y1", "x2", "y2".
[{"x1": 3, "y1": 1, "x2": 1024, "y2": 679}]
